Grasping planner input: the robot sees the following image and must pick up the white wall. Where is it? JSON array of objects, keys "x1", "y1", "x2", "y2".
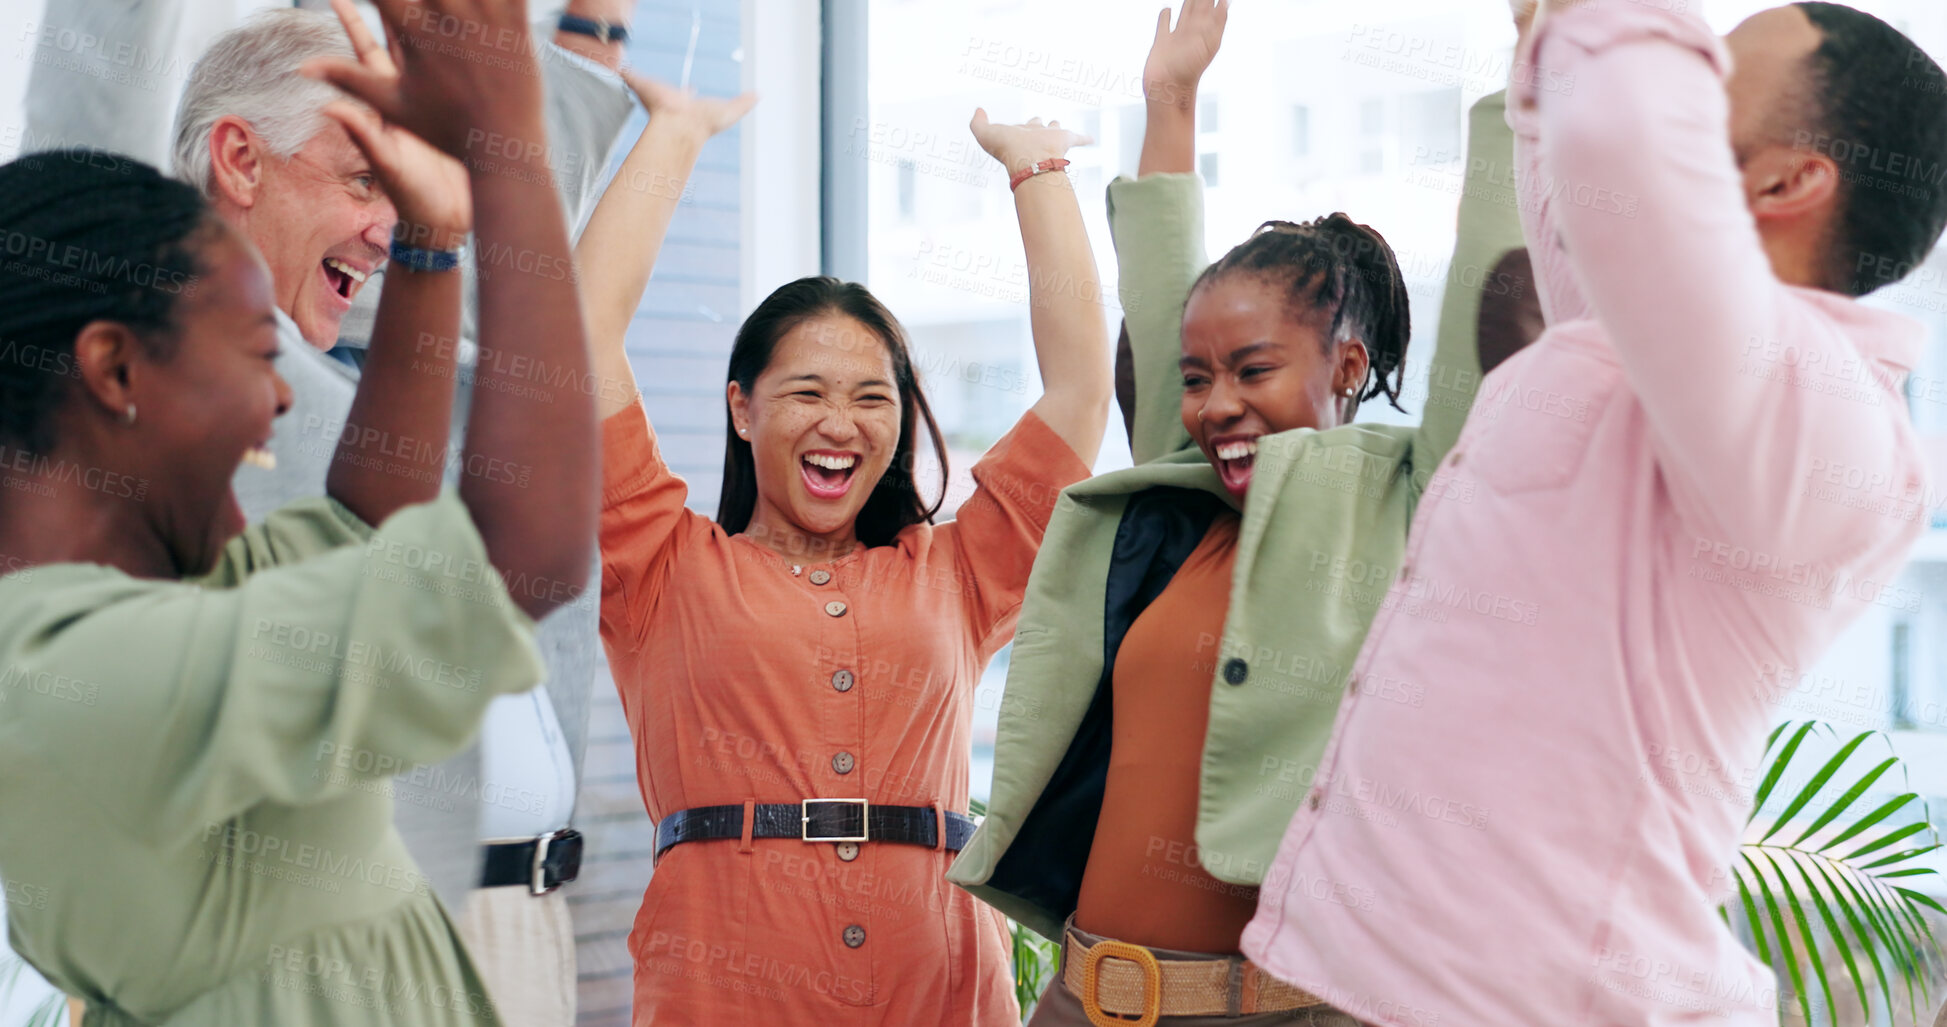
[{"x1": 740, "y1": 0, "x2": 822, "y2": 309}]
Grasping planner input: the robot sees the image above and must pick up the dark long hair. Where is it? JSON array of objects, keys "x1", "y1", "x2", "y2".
[
  {"x1": 0, "y1": 150, "x2": 211, "y2": 452},
  {"x1": 715, "y1": 276, "x2": 949, "y2": 547},
  {"x1": 1189, "y1": 214, "x2": 1412, "y2": 412}
]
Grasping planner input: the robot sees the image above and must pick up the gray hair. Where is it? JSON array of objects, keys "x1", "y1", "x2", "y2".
[{"x1": 170, "y1": 9, "x2": 357, "y2": 198}]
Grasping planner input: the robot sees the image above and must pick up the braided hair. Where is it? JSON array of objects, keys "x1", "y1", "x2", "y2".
[
  {"x1": 0, "y1": 150, "x2": 212, "y2": 452},
  {"x1": 1188, "y1": 214, "x2": 1412, "y2": 412}
]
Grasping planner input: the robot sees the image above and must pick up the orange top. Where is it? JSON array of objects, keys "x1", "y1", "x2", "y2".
[
  {"x1": 1072, "y1": 512, "x2": 1259, "y2": 954},
  {"x1": 598, "y1": 400, "x2": 1089, "y2": 1027}
]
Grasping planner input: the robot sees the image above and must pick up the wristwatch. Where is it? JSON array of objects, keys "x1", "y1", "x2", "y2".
[{"x1": 557, "y1": 12, "x2": 630, "y2": 45}]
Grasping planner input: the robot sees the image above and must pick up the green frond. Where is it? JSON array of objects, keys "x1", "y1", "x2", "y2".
[{"x1": 1730, "y1": 721, "x2": 1944, "y2": 1026}]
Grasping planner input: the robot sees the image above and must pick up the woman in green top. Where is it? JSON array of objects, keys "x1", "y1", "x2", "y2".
[
  {"x1": 0, "y1": 2, "x2": 597, "y2": 1022},
  {"x1": 947, "y1": 3, "x2": 1540, "y2": 1022}
]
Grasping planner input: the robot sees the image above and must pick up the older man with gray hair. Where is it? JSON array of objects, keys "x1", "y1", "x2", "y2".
[{"x1": 161, "y1": 3, "x2": 636, "y2": 1023}]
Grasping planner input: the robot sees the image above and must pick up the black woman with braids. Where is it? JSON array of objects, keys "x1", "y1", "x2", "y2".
[
  {"x1": 0, "y1": 0, "x2": 599, "y2": 1022},
  {"x1": 947, "y1": 2, "x2": 1543, "y2": 1024}
]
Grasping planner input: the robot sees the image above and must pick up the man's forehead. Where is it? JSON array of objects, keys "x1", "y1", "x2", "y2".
[{"x1": 293, "y1": 119, "x2": 365, "y2": 168}]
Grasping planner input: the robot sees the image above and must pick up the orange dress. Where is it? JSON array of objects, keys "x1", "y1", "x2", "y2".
[{"x1": 599, "y1": 400, "x2": 1089, "y2": 1026}]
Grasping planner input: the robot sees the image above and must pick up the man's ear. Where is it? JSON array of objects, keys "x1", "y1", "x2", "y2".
[
  {"x1": 1746, "y1": 144, "x2": 1840, "y2": 225},
  {"x1": 71, "y1": 320, "x2": 143, "y2": 424},
  {"x1": 208, "y1": 116, "x2": 267, "y2": 210}
]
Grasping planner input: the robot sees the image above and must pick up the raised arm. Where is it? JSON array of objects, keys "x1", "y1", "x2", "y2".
[
  {"x1": 316, "y1": 0, "x2": 470, "y2": 526},
  {"x1": 578, "y1": 74, "x2": 756, "y2": 420},
  {"x1": 1412, "y1": 91, "x2": 1531, "y2": 476},
  {"x1": 972, "y1": 112, "x2": 1113, "y2": 466},
  {"x1": 1525, "y1": 0, "x2": 1913, "y2": 554},
  {"x1": 1112, "y1": 0, "x2": 1226, "y2": 463},
  {"x1": 310, "y1": 0, "x2": 597, "y2": 620},
  {"x1": 1506, "y1": 3, "x2": 1590, "y2": 326}
]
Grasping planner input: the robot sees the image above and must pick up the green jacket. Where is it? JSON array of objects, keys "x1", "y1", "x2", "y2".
[{"x1": 947, "y1": 93, "x2": 1528, "y2": 940}]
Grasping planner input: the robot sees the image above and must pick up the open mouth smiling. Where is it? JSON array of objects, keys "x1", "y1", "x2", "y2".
[
  {"x1": 800, "y1": 450, "x2": 859, "y2": 500},
  {"x1": 321, "y1": 257, "x2": 369, "y2": 303},
  {"x1": 1210, "y1": 435, "x2": 1258, "y2": 494}
]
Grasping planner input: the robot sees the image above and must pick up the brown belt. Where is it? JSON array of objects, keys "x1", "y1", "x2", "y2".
[{"x1": 1060, "y1": 929, "x2": 1324, "y2": 1026}]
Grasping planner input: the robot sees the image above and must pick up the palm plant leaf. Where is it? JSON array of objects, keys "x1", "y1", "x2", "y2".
[
  {"x1": 1731, "y1": 721, "x2": 1943, "y2": 1025},
  {"x1": 0, "y1": 947, "x2": 69, "y2": 1027}
]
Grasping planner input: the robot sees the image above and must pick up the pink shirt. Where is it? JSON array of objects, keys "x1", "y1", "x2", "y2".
[{"x1": 1242, "y1": 5, "x2": 1932, "y2": 1026}]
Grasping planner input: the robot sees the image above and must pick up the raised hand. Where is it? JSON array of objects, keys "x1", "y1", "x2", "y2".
[
  {"x1": 318, "y1": 0, "x2": 470, "y2": 249},
  {"x1": 1143, "y1": 0, "x2": 1229, "y2": 109},
  {"x1": 622, "y1": 71, "x2": 759, "y2": 144},
  {"x1": 300, "y1": 0, "x2": 546, "y2": 161},
  {"x1": 969, "y1": 110, "x2": 1093, "y2": 176}
]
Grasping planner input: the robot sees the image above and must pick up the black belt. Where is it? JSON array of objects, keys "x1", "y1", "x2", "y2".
[
  {"x1": 655, "y1": 800, "x2": 976, "y2": 860},
  {"x1": 480, "y1": 828, "x2": 583, "y2": 895}
]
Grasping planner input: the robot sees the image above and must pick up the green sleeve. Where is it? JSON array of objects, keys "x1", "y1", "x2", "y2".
[
  {"x1": 198, "y1": 497, "x2": 376, "y2": 587},
  {"x1": 13, "y1": 494, "x2": 542, "y2": 846},
  {"x1": 1105, "y1": 173, "x2": 1209, "y2": 465},
  {"x1": 1414, "y1": 90, "x2": 1528, "y2": 479}
]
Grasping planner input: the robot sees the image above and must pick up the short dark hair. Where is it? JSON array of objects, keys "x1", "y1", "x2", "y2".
[
  {"x1": 1188, "y1": 214, "x2": 1413, "y2": 412},
  {"x1": 0, "y1": 150, "x2": 211, "y2": 452},
  {"x1": 715, "y1": 276, "x2": 949, "y2": 548},
  {"x1": 1794, "y1": 2, "x2": 1947, "y2": 296}
]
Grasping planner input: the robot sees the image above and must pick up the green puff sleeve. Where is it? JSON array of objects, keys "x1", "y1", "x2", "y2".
[
  {"x1": 1105, "y1": 172, "x2": 1208, "y2": 465},
  {"x1": 6, "y1": 493, "x2": 542, "y2": 847}
]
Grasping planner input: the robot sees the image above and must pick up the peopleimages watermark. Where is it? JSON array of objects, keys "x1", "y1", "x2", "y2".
[
  {"x1": 203, "y1": 823, "x2": 429, "y2": 898},
  {"x1": 0, "y1": 443, "x2": 148, "y2": 502},
  {"x1": 261, "y1": 945, "x2": 492, "y2": 1018},
  {"x1": 1343, "y1": 23, "x2": 1575, "y2": 96}
]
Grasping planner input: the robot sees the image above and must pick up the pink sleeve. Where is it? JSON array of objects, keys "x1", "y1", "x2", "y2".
[
  {"x1": 1528, "y1": 1, "x2": 1919, "y2": 561},
  {"x1": 1505, "y1": 59, "x2": 1590, "y2": 325}
]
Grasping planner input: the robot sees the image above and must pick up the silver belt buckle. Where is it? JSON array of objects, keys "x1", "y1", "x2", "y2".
[
  {"x1": 801, "y1": 799, "x2": 870, "y2": 843},
  {"x1": 531, "y1": 830, "x2": 561, "y2": 896}
]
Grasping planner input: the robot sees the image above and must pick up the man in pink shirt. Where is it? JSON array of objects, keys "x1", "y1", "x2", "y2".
[{"x1": 1244, "y1": 2, "x2": 1946, "y2": 1024}]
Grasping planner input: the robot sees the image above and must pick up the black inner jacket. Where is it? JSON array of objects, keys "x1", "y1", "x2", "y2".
[{"x1": 985, "y1": 486, "x2": 1228, "y2": 933}]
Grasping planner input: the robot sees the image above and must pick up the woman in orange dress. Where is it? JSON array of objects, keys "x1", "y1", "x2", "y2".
[{"x1": 575, "y1": 94, "x2": 1113, "y2": 1026}]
